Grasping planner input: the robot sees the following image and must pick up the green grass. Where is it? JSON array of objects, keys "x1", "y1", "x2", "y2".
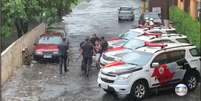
[{"x1": 169, "y1": 6, "x2": 200, "y2": 48}]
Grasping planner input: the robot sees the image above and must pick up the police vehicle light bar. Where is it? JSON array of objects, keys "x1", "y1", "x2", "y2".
[{"x1": 144, "y1": 42, "x2": 167, "y2": 49}]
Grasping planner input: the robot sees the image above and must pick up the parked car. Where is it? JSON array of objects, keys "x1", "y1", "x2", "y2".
[
  {"x1": 118, "y1": 6, "x2": 135, "y2": 21},
  {"x1": 108, "y1": 27, "x2": 176, "y2": 48},
  {"x1": 98, "y1": 43, "x2": 200, "y2": 100},
  {"x1": 33, "y1": 32, "x2": 64, "y2": 62},
  {"x1": 100, "y1": 34, "x2": 191, "y2": 68}
]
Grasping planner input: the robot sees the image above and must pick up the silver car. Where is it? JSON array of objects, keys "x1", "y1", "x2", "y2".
[{"x1": 118, "y1": 6, "x2": 135, "y2": 21}]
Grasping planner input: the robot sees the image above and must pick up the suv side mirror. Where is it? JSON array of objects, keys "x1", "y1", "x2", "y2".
[{"x1": 152, "y1": 62, "x2": 159, "y2": 68}]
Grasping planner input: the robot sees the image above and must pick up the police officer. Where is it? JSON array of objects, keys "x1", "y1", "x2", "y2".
[
  {"x1": 59, "y1": 38, "x2": 69, "y2": 74},
  {"x1": 80, "y1": 37, "x2": 94, "y2": 76}
]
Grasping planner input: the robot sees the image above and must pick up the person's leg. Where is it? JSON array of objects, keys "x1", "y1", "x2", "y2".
[
  {"x1": 64, "y1": 56, "x2": 68, "y2": 72},
  {"x1": 59, "y1": 56, "x2": 63, "y2": 74},
  {"x1": 83, "y1": 57, "x2": 87, "y2": 72}
]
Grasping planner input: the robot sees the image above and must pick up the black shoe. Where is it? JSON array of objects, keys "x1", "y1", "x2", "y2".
[{"x1": 64, "y1": 69, "x2": 69, "y2": 72}]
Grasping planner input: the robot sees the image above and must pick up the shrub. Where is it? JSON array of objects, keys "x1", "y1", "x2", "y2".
[{"x1": 169, "y1": 6, "x2": 200, "y2": 48}]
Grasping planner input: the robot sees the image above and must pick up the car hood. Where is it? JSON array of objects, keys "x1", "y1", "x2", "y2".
[
  {"x1": 35, "y1": 44, "x2": 59, "y2": 52},
  {"x1": 101, "y1": 61, "x2": 141, "y2": 75},
  {"x1": 105, "y1": 47, "x2": 132, "y2": 55}
]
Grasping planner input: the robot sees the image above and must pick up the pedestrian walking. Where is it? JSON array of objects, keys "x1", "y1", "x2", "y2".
[
  {"x1": 80, "y1": 37, "x2": 95, "y2": 76},
  {"x1": 59, "y1": 38, "x2": 69, "y2": 74}
]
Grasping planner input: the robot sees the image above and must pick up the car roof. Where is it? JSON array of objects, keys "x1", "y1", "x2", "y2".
[{"x1": 136, "y1": 43, "x2": 192, "y2": 54}]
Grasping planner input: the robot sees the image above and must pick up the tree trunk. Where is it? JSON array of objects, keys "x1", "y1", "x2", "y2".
[{"x1": 14, "y1": 19, "x2": 29, "y2": 38}]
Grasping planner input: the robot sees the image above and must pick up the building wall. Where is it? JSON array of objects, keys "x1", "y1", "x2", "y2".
[
  {"x1": 1, "y1": 23, "x2": 46, "y2": 85},
  {"x1": 177, "y1": 0, "x2": 199, "y2": 19}
]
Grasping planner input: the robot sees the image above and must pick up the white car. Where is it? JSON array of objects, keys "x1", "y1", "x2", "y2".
[
  {"x1": 98, "y1": 43, "x2": 201, "y2": 100},
  {"x1": 100, "y1": 34, "x2": 190, "y2": 68},
  {"x1": 108, "y1": 27, "x2": 176, "y2": 48}
]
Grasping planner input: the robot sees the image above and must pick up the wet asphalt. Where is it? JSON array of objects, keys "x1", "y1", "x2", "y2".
[{"x1": 2, "y1": 0, "x2": 200, "y2": 101}]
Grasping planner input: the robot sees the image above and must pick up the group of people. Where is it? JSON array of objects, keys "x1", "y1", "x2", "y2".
[
  {"x1": 79, "y1": 34, "x2": 108, "y2": 74},
  {"x1": 138, "y1": 13, "x2": 155, "y2": 28}
]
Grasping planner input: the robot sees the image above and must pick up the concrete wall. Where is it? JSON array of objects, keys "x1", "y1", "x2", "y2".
[{"x1": 1, "y1": 23, "x2": 46, "y2": 85}]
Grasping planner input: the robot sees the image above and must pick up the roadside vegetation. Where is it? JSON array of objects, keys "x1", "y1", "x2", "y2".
[
  {"x1": 169, "y1": 6, "x2": 200, "y2": 48},
  {"x1": 1, "y1": 0, "x2": 79, "y2": 38}
]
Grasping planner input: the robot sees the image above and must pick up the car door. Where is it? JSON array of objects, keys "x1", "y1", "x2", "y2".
[
  {"x1": 149, "y1": 52, "x2": 169, "y2": 87},
  {"x1": 149, "y1": 51, "x2": 184, "y2": 87},
  {"x1": 188, "y1": 48, "x2": 201, "y2": 70},
  {"x1": 166, "y1": 50, "x2": 187, "y2": 82}
]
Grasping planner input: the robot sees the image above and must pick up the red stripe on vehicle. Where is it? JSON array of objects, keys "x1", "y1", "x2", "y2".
[
  {"x1": 106, "y1": 47, "x2": 125, "y2": 52},
  {"x1": 108, "y1": 37, "x2": 121, "y2": 41},
  {"x1": 105, "y1": 61, "x2": 125, "y2": 68}
]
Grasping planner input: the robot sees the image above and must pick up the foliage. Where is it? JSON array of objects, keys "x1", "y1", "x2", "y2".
[
  {"x1": 169, "y1": 6, "x2": 200, "y2": 48},
  {"x1": 1, "y1": 0, "x2": 78, "y2": 38}
]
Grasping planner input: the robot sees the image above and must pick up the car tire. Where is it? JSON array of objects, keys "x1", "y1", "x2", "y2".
[
  {"x1": 131, "y1": 17, "x2": 134, "y2": 21},
  {"x1": 103, "y1": 89, "x2": 116, "y2": 95},
  {"x1": 130, "y1": 80, "x2": 148, "y2": 100},
  {"x1": 118, "y1": 18, "x2": 121, "y2": 22},
  {"x1": 184, "y1": 73, "x2": 198, "y2": 91}
]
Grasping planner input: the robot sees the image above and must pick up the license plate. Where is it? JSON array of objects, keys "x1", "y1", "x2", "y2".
[
  {"x1": 101, "y1": 83, "x2": 108, "y2": 89},
  {"x1": 43, "y1": 55, "x2": 52, "y2": 58}
]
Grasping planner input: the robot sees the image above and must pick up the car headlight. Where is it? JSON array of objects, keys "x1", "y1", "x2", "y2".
[
  {"x1": 118, "y1": 73, "x2": 132, "y2": 80},
  {"x1": 35, "y1": 51, "x2": 43, "y2": 55}
]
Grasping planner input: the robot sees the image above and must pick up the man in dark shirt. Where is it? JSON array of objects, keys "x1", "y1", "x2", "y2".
[
  {"x1": 59, "y1": 38, "x2": 69, "y2": 74},
  {"x1": 80, "y1": 38, "x2": 94, "y2": 75}
]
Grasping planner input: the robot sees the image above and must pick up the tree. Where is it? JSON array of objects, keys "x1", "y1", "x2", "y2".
[{"x1": 1, "y1": 0, "x2": 78, "y2": 38}]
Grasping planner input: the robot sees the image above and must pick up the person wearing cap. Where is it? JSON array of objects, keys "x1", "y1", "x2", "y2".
[{"x1": 149, "y1": 18, "x2": 154, "y2": 27}]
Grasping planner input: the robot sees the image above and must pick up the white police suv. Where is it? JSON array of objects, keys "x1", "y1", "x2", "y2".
[{"x1": 97, "y1": 43, "x2": 200, "y2": 100}]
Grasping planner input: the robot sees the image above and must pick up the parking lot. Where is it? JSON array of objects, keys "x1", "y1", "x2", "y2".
[{"x1": 2, "y1": 0, "x2": 200, "y2": 101}]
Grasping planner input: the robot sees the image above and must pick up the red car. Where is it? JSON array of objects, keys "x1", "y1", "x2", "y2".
[{"x1": 33, "y1": 32, "x2": 64, "y2": 62}]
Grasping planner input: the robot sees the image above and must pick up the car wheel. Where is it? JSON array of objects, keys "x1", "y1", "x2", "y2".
[
  {"x1": 130, "y1": 80, "x2": 148, "y2": 100},
  {"x1": 118, "y1": 18, "x2": 121, "y2": 22},
  {"x1": 103, "y1": 89, "x2": 116, "y2": 95},
  {"x1": 184, "y1": 73, "x2": 198, "y2": 91}
]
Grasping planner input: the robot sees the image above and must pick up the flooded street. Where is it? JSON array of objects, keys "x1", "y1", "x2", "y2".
[{"x1": 2, "y1": 0, "x2": 200, "y2": 101}]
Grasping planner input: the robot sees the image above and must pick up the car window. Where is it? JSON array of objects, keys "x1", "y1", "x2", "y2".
[
  {"x1": 123, "y1": 39, "x2": 144, "y2": 49},
  {"x1": 176, "y1": 38, "x2": 190, "y2": 43},
  {"x1": 190, "y1": 48, "x2": 201, "y2": 57},
  {"x1": 151, "y1": 39, "x2": 175, "y2": 43},
  {"x1": 120, "y1": 7, "x2": 132, "y2": 11},
  {"x1": 166, "y1": 30, "x2": 177, "y2": 34},
  {"x1": 167, "y1": 50, "x2": 186, "y2": 63},
  {"x1": 38, "y1": 36, "x2": 63, "y2": 45},
  {"x1": 152, "y1": 53, "x2": 168, "y2": 64}
]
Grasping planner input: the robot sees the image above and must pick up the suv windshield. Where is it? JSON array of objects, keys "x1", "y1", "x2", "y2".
[
  {"x1": 123, "y1": 39, "x2": 144, "y2": 49},
  {"x1": 122, "y1": 51, "x2": 153, "y2": 66},
  {"x1": 38, "y1": 36, "x2": 62, "y2": 45}
]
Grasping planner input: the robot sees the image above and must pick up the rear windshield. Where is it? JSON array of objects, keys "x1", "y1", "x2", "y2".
[{"x1": 38, "y1": 36, "x2": 62, "y2": 45}]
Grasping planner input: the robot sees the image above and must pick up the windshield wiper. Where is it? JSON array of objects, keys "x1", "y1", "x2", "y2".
[{"x1": 127, "y1": 63, "x2": 138, "y2": 66}]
